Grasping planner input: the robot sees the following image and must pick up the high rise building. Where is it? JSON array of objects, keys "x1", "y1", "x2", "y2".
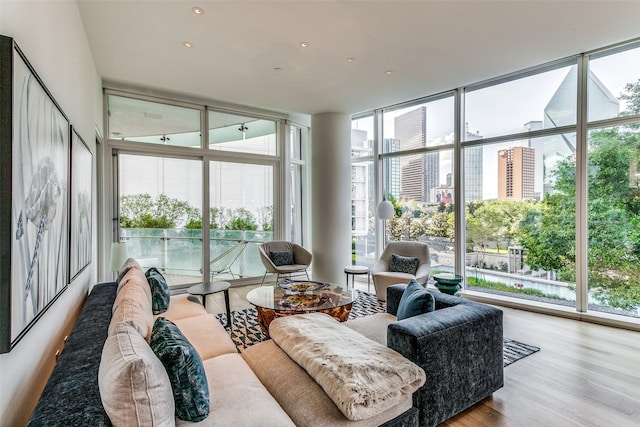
[
  {"x1": 350, "y1": 129, "x2": 371, "y2": 235},
  {"x1": 463, "y1": 123, "x2": 483, "y2": 202},
  {"x1": 382, "y1": 138, "x2": 401, "y2": 200},
  {"x1": 395, "y1": 107, "x2": 439, "y2": 203},
  {"x1": 497, "y1": 146, "x2": 535, "y2": 200}
]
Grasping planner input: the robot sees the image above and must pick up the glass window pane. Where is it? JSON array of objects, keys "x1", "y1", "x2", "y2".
[
  {"x1": 118, "y1": 154, "x2": 203, "y2": 287},
  {"x1": 383, "y1": 97, "x2": 454, "y2": 153},
  {"x1": 385, "y1": 150, "x2": 455, "y2": 272},
  {"x1": 587, "y1": 125, "x2": 640, "y2": 318},
  {"x1": 588, "y1": 44, "x2": 640, "y2": 122},
  {"x1": 352, "y1": 115, "x2": 374, "y2": 158},
  {"x1": 351, "y1": 116, "x2": 375, "y2": 270},
  {"x1": 465, "y1": 65, "x2": 576, "y2": 139},
  {"x1": 108, "y1": 95, "x2": 201, "y2": 147},
  {"x1": 209, "y1": 162, "x2": 273, "y2": 280},
  {"x1": 465, "y1": 135, "x2": 576, "y2": 307},
  {"x1": 208, "y1": 111, "x2": 276, "y2": 155},
  {"x1": 351, "y1": 158, "x2": 375, "y2": 268}
]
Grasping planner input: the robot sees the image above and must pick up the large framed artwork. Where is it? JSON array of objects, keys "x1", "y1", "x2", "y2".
[
  {"x1": 0, "y1": 36, "x2": 70, "y2": 353},
  {"x1": 70, "y1": 127, "x2": 92, "y2": 280}
]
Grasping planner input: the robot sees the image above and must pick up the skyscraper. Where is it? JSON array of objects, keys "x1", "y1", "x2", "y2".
[
  {"x1": 497, "y1": 146, "x2": 535, "y2": 200},
  {"x1": 464, "y1": 123, "x2": 483, "y2": 202},
  {"x1": 395, "y1": 107, "x2": 439, "y2": 203}
]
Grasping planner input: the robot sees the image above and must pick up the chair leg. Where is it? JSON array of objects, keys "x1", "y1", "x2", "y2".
[
  {"x1": 260, "y1": 272, "x2": 268, "y2": 286},
  {"x1": 305, "y1": 270, "x2": 310, "y2": 281}
]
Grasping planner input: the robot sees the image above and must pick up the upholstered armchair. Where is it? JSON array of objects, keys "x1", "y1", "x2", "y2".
[
  {"x1": 258, "y1": 241, "x2": 312, "y2": 285},
  {"x1": 371, "y1": 241, "x2": 430, "y2": 301}
]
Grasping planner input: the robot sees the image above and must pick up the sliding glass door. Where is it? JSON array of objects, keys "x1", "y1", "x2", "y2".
[{"x1": 117, "y1": 153, "x2": 203, "y2": 286}]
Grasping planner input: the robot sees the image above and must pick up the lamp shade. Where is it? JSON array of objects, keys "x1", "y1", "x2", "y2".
[
  {"x1": 376, "y1": 197, "x2": 394, "y2": 220},
  {"x1": 110, "y1": 242, "x2": 130, "y2": 272}
]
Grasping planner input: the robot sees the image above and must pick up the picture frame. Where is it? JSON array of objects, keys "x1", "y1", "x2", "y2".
[
  {"x1": 70, "y1": 126, "x2": 92, "y2": 280},
  {"x1": 0, "y1": 36, "x2": 70, "y2": 353}
]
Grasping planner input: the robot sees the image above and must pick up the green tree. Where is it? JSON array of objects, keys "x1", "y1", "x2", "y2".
[
  {"x1": 225, "y1": 208, "x2": 258, "y2": 230},
  {"x1": 120, "y1": 193, "x2": 195, "y2": 228}
]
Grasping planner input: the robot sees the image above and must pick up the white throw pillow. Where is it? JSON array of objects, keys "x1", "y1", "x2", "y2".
[{"x1": 99, "y1": 322, "x2": 175, "y2": 427}]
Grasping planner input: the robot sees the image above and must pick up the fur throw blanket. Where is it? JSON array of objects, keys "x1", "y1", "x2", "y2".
[{"x1": 269, "y1": 313, "x2": 425, "y2": 421}]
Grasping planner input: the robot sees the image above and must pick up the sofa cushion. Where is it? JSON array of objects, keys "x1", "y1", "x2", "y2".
[
  {"x1": 177, "y1": 353, "x2": 295, "y2": 427},
  {"x1": 269, "y1": 249, "x2": 294, "y2": 266},
  {"x1": 396, "y1": 279, "x2": 435, "y2": 320},
  {"x1": 389, "y1": 253, "x2": 420, "y2": 275},
  {"x1": 145, "y1": 267, "x2": 171, "y2": 314},
  {"x1": 151, "y1": 317, "x2": 210, "y2": 422},
  {"x1": 173, "y1": 314, "x2": 237, "y2": 360},
  {"x1": 110, "y1": 267, "x2": 154, "y2": 341},
  {"x1": 160, "y1": 293, "x2": 208, "y2": 321},
  {"x1": 242, "y1": 341, "x2": 412, "y2": 427},
  {"x1": 345, "y1": 312, "x2": 397, "y2": 346},
  {"x1": 98, "y1": 322, "x2": 175, "y2": 427}
]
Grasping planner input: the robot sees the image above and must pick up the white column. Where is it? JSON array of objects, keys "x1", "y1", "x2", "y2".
[{"x1": 310, "y1": 113, "x2": 351, "y2": 284}]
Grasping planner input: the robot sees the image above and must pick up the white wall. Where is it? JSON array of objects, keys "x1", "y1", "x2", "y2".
[{"x1": 0, "y1": 1, "x2": 102, "y2": 425}]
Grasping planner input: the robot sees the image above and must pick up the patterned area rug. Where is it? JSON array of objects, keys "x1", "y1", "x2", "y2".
[{"x1": 216, "y1": 290, "x2": 539, "y2": 367}]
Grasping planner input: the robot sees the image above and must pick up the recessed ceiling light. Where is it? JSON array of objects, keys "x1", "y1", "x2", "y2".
[
  {"x1": 385, "y1": 70, "x2": 393, "y2": 75},
  {"x1": 299, "y1": 41, "x2": 309, "y2": 48},
  {"x1": 192, "y1": 7, "x2": 204, "y2": 15},
  {"x1": 183, "y1": 41, "x2": 193, "y2": 48},
  {"x1": 274, "y1": 67, "x2": 283, "y2": 72},
  {"x1": 347, "y1": 57, "x2": 355, "y2": 63}
]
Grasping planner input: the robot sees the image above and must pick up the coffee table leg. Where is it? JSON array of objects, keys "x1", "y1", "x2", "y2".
[{"x1": 223, "y1": 289, "x2": 231, "y2": 328}]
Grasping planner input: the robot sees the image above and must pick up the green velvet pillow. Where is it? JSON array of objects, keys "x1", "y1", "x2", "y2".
[
  {"x1": 389, "y1": 253, "x2": 420, "y2": 275},
  {"x1": 145, "y1": 267, "x2": 170, "y2": 314},
  {"x1": 396, "y1": 279, "x2": 435, "y2": 320},
  {"x1": 150, "y1": 317, "x2": 210, "y2": 422}
]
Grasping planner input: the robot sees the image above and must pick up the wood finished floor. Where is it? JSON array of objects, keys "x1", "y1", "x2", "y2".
[{"x1": 202, "y1": 283, "x2": 640, "y2": 427}]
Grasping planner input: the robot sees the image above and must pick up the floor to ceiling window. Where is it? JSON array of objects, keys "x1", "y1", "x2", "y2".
[
  {"x1": 350, "y1": 115, "x2": 375, "y2": 268},
  {"x1": 107, "y1": 90, "x2": 296, "y2": 288},
  {"x1": 353, "y1": 37, "x2": 639, "y2": 322},
  {"x1": 463, "y1": 62, "x2": 579, "y2": 309},
  {"x1": 381, "y1": 95, "x2": 456, "y2": 273},
  {"x1": 585, "y1": 44, "x2": 640, "y2": 318}
]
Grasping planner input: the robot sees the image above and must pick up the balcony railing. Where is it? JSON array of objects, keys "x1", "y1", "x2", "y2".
[{"x1": 120, "y1": 228, "x2": 273, "y2": 286}]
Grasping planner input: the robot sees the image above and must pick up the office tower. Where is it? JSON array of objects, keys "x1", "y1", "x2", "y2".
[
  {"x1": 382, "y1": 138, "x2": 401, "y2": 200},
  {"x1": 497, "y1": 146, "x2": 535, "y2": 200},
  {"x1": 395, "y1": 107, "x2": 439, "y2": 203},
  {"x1": 464, "y1": 123, "x2": 483, "y2": 202}
]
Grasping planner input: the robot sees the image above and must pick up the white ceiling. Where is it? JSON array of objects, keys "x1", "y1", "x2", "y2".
[{"x1": 77, "y1": 0, "x2": 640, "y2": 117}]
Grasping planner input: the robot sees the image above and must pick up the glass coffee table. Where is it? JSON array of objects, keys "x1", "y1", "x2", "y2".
[{"x1": 246, "y1": 281, "x2": 356, "y2": 337}]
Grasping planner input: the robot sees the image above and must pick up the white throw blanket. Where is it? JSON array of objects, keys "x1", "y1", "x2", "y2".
[{"x1": 269, "y1": 313, "x2": 426, "y2": 421}]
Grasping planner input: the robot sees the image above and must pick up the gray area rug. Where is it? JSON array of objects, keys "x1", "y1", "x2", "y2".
[{"x1": 216, "y1": 290, "x2": 540, "y2": 366}]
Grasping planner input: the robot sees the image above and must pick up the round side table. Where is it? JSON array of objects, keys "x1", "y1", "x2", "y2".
[
  {"x1": 188, "y1": 281, "x2": 231, "y2": 327},
  {"x1": 344, "y1": 265, "x2": 370, "y2": 292},
  {"x1": 432, "y1": 273, "x2": 463, "y2": 295}
]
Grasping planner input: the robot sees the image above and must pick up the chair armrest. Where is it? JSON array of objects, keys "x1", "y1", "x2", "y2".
[
  {"x1": 414, "y1": 263, "x2": 430, "y2": 284},
  {"x1": 259, "y1": 248, "x2": 279, "y2": 274},
  {"x1": 292, "y1": 245, "x2": 312, "y2": 266},
  {"x1": 371, "y1": 259, "x2": 388, "y2": 275}
]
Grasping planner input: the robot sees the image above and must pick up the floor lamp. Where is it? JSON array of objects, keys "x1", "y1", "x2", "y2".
[{"x1": 376, "y1": 193, "x2": 394, "y2": 244}]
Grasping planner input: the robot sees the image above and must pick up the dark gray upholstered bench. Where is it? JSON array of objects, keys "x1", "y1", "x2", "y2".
[{"x1": 27, "y1": 282, "x2": 117, "y2": 426}]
